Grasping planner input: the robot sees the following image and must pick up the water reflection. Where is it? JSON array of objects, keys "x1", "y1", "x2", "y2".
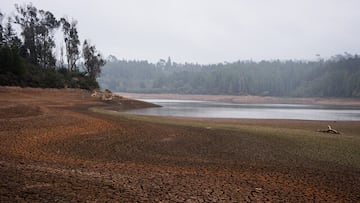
[{"x1": 125, "y1": 99, "x2": 360, "y2": 121}]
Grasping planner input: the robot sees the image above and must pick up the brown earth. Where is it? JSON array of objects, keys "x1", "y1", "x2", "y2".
[{"x1": 0, "y1": 86, "x2": 359, "y2": 202}]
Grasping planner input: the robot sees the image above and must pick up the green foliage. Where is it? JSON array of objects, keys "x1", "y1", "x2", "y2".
[
  {"x1": 0, "y1": 45, "x2": 25, "y2": 77},
  {"x1": 0, "y1": 12, "x2": 4, "y2": 47},
  {"x1": 82, "y1": 40, "x2": 106, "y2": 81},
  {"x1": 100, "y1": 56, "x2": 360, "y2": 98},
  {"x1": 60, "y1": 18, "x2": 80, "y2": 71},
  {"x1": 14, "y1": 3, "x2": 60, "y2": 68},
  {"x1": 0, "y1": 3, "x2": 101, "y2": 90}
]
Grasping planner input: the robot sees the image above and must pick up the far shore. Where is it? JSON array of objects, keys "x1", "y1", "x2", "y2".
[{"x1": 118, "y1": 92, "x2": 360, "y2": 106}]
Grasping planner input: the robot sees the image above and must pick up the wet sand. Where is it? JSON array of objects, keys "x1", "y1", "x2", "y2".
[{"x1": 0, "y1": 87, "x2": 359, "y2": 202}]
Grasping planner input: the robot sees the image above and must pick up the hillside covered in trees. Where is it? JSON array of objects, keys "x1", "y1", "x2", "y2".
[
  {"x1": 0, "y1": 3, "x2": 105, "y2": 89},
  {"x1": 99, "y1": 54, "x2": 360, "y2": 98}
]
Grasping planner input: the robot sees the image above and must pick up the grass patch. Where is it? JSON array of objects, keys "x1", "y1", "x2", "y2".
[{"x1": 90, "y1": 107, "x2": 360, "y2": 169}]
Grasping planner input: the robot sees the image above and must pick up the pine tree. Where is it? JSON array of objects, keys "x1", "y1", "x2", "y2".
[{"x1": 3, "y1": 17, "x2": 21, "y2": 48}]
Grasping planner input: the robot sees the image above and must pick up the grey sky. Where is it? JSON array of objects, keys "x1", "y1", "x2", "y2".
[{"x1": 2, "y1": 0, "x2": 360, "y2": 64}]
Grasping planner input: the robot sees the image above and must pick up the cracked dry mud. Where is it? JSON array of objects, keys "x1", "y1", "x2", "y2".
[{"x1": 0, "y1": 87, "x2": 359, "y2": 202}]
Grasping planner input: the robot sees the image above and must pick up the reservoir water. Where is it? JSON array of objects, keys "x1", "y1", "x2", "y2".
[{"x1": 125, "y1": 99, "x2": 360, "y2": 121}]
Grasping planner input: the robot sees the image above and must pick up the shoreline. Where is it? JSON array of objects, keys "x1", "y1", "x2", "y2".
[
  {"x1": 118, "y1": 92, "x2": 360, "y2": 106},
  {"x1": 1, "y1": 86, "x2": 359, "y2": 202}
]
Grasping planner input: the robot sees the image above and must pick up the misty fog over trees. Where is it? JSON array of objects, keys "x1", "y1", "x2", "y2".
[
  {"x1": 100, "y1": 54, "x2": 360, "y2": 98},
  {"x1": 1, "y1": 3, "x2": 360, "y2": 98},
  {"x1": 0, "y1": 3, "x2": 105, "y2": 89}
]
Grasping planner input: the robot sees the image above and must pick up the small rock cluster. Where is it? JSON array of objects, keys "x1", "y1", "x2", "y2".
[{"x1": 91, "y1": 89, "x2": 122, "y2": 101}]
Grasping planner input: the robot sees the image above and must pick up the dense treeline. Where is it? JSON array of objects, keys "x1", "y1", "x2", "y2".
[
  {"x1": 0, "y1": 3, "x2": 105, "y2": 89},
  {"x1": 99, "y1": 54, "x2": 360, "y2": 98}
]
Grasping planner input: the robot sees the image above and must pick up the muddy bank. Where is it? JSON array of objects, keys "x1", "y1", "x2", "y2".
[{"x1": 0, "y1": 87, "x2": 359, "y2": 202}]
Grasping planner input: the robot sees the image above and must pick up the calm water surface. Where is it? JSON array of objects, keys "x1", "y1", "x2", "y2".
[{"x1": 125, "y1": 99, "x2": 360, "y2": 121}]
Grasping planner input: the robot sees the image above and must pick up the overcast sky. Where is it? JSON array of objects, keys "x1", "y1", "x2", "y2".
[{"x1": 2, "y1": 0, "x2": 360, "y2": 64}]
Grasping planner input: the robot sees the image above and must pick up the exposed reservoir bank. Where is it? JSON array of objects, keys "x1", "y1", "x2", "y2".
[
  {"x1": 126, "y1": 99, "x2": 360, "y2": 121},
  {"x1": 1, "y1": 87, "x2": 359, "y2": 202}
]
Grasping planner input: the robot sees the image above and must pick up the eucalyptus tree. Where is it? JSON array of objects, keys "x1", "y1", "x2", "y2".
[
  {"x1": 60, "y1": 17, "x2": 80, "y2": 71},
  {"x1": 14, "y1": 3, "x2": 38, "y2": 64},
  {"x1": 37, "y1": 9, "x2": 59, "y2": 69},
  {"x1": 0, "y1": 12, "x2": 3, "y2": 47},
  {"x1": 3, "y1": 17, "x2": 21, "y2": 48},
  {"x1": 14, "y1": 3, "x2": 59, "y2": 68},
  {"x1": 82, "y1": 40, "x2": 106, "y2": 81}
]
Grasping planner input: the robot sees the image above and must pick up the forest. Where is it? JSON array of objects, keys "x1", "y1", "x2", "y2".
[
  {"x1": 1, "y1": 4, "x2": 360, "y2": 98},
  {"x1": 99, "y1": 54, "x2": 360, "y2": 98},
  {"x1": 0, "y1": 3, "x2": 105, "y2": 89}
]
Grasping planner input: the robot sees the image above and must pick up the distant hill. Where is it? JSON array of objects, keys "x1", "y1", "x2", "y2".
[{"x1": 99, "y1": 54, "x2": 360, "y2": 98}]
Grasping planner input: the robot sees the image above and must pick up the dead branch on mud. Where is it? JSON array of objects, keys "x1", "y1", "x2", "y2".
[{"x1": 317, "y1": 125, "x2": 340, "y2": 134}]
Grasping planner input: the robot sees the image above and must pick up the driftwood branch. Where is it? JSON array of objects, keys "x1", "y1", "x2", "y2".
[{"x1": 317, "y1": 125, "x2": 340, "y2": 134}]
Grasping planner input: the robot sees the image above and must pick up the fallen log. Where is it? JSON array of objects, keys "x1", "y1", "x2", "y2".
[{"x1": 317, "y1": 125, "x2": 340, "y2": 134}]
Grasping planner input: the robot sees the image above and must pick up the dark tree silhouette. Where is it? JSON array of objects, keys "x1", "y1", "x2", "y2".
[
  {"x1": 14, "y1": 3, "x2": 60, "y2": 68},
  {"x1": 82, "y1": 40, "x2": 106, "y2": 81},
  {"x1": 1, "y1": 3, "x2": 105, "y2": 90},
  {"x1": 0, "y1": 12, "x2": 4, "y2": 47},
  {"x1": 3, "y1": 17, "x2": 21, "y2": 48},
  {"x1": 60, "y1": 17, "x2": 80, "y2": 71}
]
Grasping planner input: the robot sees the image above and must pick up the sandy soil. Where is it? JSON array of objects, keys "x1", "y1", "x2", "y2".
[
  {"x1": 0, "y1": 86, "x2": 359, "y2": 202},
  {"x1": 119, "y1": 92, "x2": 360, "y2": 106}
]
